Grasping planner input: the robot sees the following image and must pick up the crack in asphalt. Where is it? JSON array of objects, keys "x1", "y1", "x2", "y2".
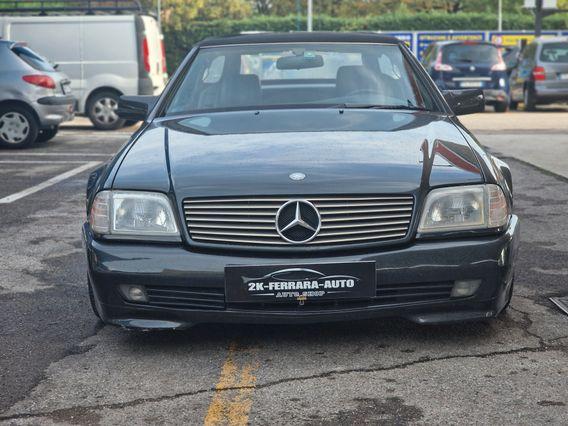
[
  {"x1": 508, "y1": 306, "x2": 547, "y2": 346},
  {"x1": 1, "y1": 342, "x2": 566, "y2": 422}
]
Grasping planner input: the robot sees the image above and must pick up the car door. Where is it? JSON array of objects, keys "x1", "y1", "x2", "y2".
[
  {"x1": 511, "y1": 44, "x2": 533, "y2": 100},
  {"x1": 82, "y1": 15, "x2": 138, "y2": 101},
  {"x1": 509, "y1": 50, "x2": 523, "y2": 100}
]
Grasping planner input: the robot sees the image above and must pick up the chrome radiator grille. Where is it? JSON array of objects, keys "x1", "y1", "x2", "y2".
[{"x1": 183, "y1": 195, "x2": 414, "y2": 247}]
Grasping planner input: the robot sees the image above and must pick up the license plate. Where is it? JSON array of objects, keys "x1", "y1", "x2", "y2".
[
  {"x1": 62, "y1": 84, "x2": 72, "y2": 94},
  {"x1": 460, "y1": 81, "x2": 483, "y2": 88},
  {"x1": 560, "y1": 73, "x2": 568, "y2": 80},
  {"x1": 225, "y1": 261, "x2": 376, "y2": 304}
]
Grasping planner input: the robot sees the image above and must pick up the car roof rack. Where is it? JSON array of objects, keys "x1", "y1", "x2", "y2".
[{"x1": 0, "y1": 0, "x2": 143, "y2": 15}]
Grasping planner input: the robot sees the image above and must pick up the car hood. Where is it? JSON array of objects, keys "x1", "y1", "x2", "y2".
[{"x1": 112, "y1": 109, "x2": 483, "y2": 198}]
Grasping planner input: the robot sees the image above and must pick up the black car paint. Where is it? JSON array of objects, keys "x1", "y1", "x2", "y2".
[
  {"x1": 84, "y1": 33, "x2": 518, "y2": 328},
  {"x1": 91, "y1": 108, "x2": 508, "y2": 253},
  {"x1": 84, "y1": 215, "x2": 518, "y2": 327},
  {"x1": 116, "y1": 110, "x2": 484, "y2": 197}
]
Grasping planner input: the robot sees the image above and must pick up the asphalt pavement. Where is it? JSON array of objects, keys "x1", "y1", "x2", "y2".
[{"x1": 1, "y1": 112, "x2": 567, "y2": 425}]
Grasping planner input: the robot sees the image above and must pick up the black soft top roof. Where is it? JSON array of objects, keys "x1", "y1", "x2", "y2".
[{"x1": 197, "y1": 32, "x2": 402, "y2": 47}]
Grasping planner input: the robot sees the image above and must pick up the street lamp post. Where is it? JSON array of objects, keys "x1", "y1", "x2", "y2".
[
  {"x1": 498, "y1": 0, "x2": 502, "y2": 31},
  {"x1": 307, "y1": 0, "x2": 313, "y2": 32},
  {"x1": 535, "y1": 0, "x2": 543, "y2": 37}
]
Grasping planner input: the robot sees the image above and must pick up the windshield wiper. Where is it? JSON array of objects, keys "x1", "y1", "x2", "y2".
[{"x1": 333, "y1": 103, "x2": 430, "y2": 111}]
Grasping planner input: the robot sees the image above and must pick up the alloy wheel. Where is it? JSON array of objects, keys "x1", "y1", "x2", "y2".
[
  {"x1": 93, "y1": 97, "x2": 119, "y2": 125},
  {"x1": 0, "y1": 112, "x2": 30, "y2": 144}
]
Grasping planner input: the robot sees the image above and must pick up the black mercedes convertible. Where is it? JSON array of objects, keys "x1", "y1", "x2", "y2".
[{"x1": 83, "y1": 32, "x2": 519, "y2": 329}]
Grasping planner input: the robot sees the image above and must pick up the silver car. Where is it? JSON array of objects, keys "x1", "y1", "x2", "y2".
[
  {"x1": 0, "y1": 40, "x2": 74, "y2": 148},
  {"x1": 510, "y1": 37, "x2": 568, "y2": 110},
  {"x1": 0, "y1": 12, "x2": 167, "y2": 130}
]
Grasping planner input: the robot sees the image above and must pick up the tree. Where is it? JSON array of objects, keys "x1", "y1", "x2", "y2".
[{"x1": 161, "y1": 0, "x2": 252, "y2": 28}]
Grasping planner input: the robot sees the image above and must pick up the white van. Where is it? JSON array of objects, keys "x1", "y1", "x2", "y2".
[{"x1": 0, "y1": 8, "x2": 167, "y2": 129}]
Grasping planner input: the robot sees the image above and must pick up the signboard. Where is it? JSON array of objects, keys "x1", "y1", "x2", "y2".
[
  {"x1": 489, "y1": 31, "x2": 558, "y2": 47},
  {"x1": 416, "y1": 32, "x2": 485, "y2": 59}
]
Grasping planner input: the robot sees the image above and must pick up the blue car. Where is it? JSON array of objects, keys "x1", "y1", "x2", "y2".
[{"x1": 422, "y1": 41, "x2": 509, "y2": 112}]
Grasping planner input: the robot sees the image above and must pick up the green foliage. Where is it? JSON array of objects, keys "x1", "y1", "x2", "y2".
[
  {"x1": 161, "y1": 0, "x2": 252, "y2": 29},
  {"x1": 249, "y1": 0, "x2": 530, "y2": 17},
  {"x1": 163, "y1": 12, "x2": 568, "y2": 69}
]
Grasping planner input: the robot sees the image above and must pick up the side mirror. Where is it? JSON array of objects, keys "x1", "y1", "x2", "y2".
[
  {"x1": 117, "y1": 95, "x2": 158, "y2": 122},
  {"x1": 442, "y1": 89, "x2": 485, "y2": 116}
]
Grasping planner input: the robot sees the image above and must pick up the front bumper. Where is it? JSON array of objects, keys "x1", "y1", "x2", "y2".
[
  {"x1": 35, "y1": 95, "x2": 75, "y2": 127},
  {"x1": 84, "y1": 215, "x2": 519, "y2": 329}
]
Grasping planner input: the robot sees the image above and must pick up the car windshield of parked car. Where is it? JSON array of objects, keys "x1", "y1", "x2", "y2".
[
  {"x1": 165, "y1": 43, "x2": 435, "y2": 115},
  {"x1": 11, "y1": 45, "x2": 55, "y2": 72},
  {"x1": 442, "y1": 43, "x2": 499, "y2": 64},
  {"x1": 540, "y1": 42, "x2": 568, "y2": 63}
]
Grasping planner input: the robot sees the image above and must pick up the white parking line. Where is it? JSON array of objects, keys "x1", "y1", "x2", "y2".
[
  {"x1": 62, "y1": 131, "x2": 132, "y2": 135},
  {"x1": 0, "y1": 152, "x2": 111, "y2": 157},
  {"x1": 0, "y1": 161, "x2": 102, "y2": 204},
  {"x1": 0, "y1": 160, "x2": 90, "y2": 164}
]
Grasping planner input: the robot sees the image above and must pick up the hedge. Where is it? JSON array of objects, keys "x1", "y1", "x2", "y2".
[{"x1": 163, "y1": 12, "x2": 568, "y2": 69}]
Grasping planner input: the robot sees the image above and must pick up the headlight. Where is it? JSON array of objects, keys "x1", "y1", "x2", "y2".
[
  {"x1": 418, "y1": 184, "x2": 510, "y2": 234},
  {"x1": 89, "y1": 190, "x2": 180, "y2": 240}
]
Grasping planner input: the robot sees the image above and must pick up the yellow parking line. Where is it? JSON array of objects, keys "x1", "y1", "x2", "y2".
[{"x1": 204, "y1": 342, "x2": 258, "y2": 426}]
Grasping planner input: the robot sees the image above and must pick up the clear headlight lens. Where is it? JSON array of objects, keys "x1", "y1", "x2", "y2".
[
  {"x1": 418, "y1": 184, "x2": 510, "y2": 234},
  {"x1": 89, "y1": 190, "x2": 179, "y2": 239}
]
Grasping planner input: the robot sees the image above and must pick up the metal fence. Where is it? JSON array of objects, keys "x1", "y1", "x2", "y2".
[{"x1": 381, "y1": 30, "x2": 568, "y2": 59}]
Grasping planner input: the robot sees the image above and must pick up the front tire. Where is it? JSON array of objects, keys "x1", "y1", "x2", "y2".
[
  {"x1": 509, "y1": 99, "x2": 518, "y2": 110},
  {"x1": 37, "y1": 126, "x2": 59, "y2": 143},
  {"x1": 0, "y1": 104, "x2": 39, "y2": 149},
  {"x1": 87, "y1": 91, "x2": 125, "y2": 130},
  {"x1": 524, "y1": 87, "x2": 537, "y2": 111},
  {"x1": 494, "y1": 102, "x2": 508, "y2": 113}
]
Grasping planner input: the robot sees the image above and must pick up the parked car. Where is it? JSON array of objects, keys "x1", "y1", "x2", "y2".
[
  {"x1": 0, "y1": 40, "x2": 74, "y2": 148},
  {"x1": 509, "y1": 37, "x2": 568, "y2": 110},
  {"x1": 0, "y1": 1, "x2": 167, "y2": 130},
  {"x1": 84, "y1": 32, "x2": 518, "y2": 330},
  {"x1": 422, "y1": 41, "x2": 509, "y2": 112}
]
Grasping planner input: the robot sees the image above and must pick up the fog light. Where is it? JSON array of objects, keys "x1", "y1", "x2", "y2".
[
  {"x1": 119, "y1": 284, "x2": 147, "y2": 302},
  {"x1": 451, "y1": 280, "x2": 481, "y2": 298}
]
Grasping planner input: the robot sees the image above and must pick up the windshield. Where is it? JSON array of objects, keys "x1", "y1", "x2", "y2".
[
  {"x1": 442, "y1": 43, "x2": 499, "y2": 64},
  {"x1": 540, "y1": 42, "x2": 568, "y2": 63},
  {"x1": 164, "y1": 43, "x2": 435, "y2": 115}
]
